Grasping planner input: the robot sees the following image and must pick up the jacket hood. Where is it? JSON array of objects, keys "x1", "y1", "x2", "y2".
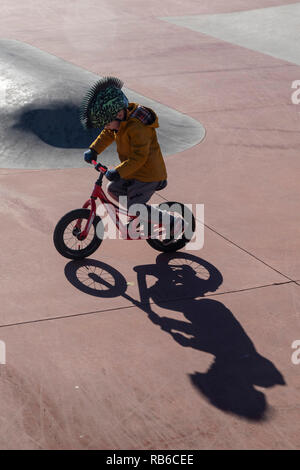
[{"x1": 126, "y1": 103, "x2": 159, "y2": 128}]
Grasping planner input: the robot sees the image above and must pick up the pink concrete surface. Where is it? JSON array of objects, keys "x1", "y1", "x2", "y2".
[
  {"x1": 0, "y1": 283, "x2": 299, "y2": 449},
  {"x1": 0, "y1": 0, "x2": 300, "y2": 450},
  {"x1": 0, "y1": 168, "x2": 287, "y2": 327}
]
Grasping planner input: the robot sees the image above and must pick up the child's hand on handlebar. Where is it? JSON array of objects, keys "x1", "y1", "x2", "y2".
[
  {"x1": 105, "y1": 169, "x2": 120, "y2": 182},
  {"x1": 84, "y1": 149, "x2": 119, "y2": 180},
  {"x1": 84, "y1": 148, "x2": 98, "y2": 164}
]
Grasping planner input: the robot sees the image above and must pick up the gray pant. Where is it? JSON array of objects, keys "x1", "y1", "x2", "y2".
[{"x1": 107, "y1": 178, "x2": 169, "y2": 224}]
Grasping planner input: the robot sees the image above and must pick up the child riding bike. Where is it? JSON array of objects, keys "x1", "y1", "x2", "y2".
[{"x1": 81, "y1": 76, "x2": 183, "y2": 240}]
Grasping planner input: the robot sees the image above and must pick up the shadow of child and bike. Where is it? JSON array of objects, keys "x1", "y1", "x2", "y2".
[{"x1": 64, "y1": 252, "x2": 285, "y2": 421}]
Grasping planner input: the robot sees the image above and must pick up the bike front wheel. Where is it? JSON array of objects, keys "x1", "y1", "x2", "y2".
[{"x1": 53, "y1": 208, "x2": 103, "y2": 260}]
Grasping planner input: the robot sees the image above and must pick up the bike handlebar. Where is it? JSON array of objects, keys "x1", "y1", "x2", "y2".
[{"x1": 92, "y1": 160, "x2": 108, "y2": 174}]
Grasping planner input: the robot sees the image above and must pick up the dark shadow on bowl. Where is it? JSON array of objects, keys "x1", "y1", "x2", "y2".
[{"x1": 13, "y1": 102, "x2": 101, "y2": 148}]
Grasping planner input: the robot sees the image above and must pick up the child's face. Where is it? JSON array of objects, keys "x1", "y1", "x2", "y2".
[
  {"x1": 104, "y1": 109, "x2": 125, "y2": 131},
  {"x1": 105, "y1": 119, "x2": 121, "y2": 131}
]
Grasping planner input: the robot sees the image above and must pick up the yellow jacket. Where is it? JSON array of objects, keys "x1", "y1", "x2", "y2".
[{"x1": 89, "y1": 103, "x2": 167, "y2": 182}]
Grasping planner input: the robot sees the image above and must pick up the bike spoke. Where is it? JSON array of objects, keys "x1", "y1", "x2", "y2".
[
  {"x1": 62, "y1": 218, "x2": 96, "y2": 251},
  {"x1": 75, "y1": 265, "x2": 114, "y2": 291}
]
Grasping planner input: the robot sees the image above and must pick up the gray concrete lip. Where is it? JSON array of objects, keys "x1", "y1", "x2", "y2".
[
  {"x1": 160, "y1": 4, "x2": 300, "y2": 66},
  {"x1": 0, "y1": 39, "x2": 205, "y2": 169}
]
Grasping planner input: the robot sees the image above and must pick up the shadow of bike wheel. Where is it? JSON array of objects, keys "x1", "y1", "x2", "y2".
[{"x1": 64, "y1": 259, "x2": 128, "y2": 298}]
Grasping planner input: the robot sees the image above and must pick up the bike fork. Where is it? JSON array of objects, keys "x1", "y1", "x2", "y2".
[{"x1": 74, "y1": 198, "x2": 97, "y2": 240}]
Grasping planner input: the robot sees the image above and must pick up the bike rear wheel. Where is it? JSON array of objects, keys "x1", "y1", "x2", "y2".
[
  {"x1": 53, "y1": 208, "x2": 103, "y2": 260},
  {"x1": 146, "y1": 201, "x2": 196, "y2": 253}
]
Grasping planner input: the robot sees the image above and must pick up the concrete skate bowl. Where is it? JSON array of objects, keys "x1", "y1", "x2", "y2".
[{"x1": 0, "y1": 40, "x2": 205, "y2": 169}]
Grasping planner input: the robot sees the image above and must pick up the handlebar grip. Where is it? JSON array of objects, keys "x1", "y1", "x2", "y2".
[{"x1": 92, "y1": 160, "x2": 107, "y2": 173}]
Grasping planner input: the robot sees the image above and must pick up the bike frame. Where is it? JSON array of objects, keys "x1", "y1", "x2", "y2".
[{"x1": 75, "y1": 161, "x2": 164, "y2": 241}]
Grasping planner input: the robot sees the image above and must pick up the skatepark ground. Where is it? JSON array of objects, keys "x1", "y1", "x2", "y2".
[{"x1": 0, "y1": 0, "x2": 299, "y2": 450}]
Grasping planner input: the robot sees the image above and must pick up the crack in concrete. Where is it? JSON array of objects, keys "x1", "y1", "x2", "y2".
[
  {"x1": 156, "y1": 192, "x2": 295, "y2": 283},
  {"x1": 129, "y1": 62, "x2": 295, "y2": 80},
  {"x1": 0, "y1": 280, "x2": 297, "y2": 330}
]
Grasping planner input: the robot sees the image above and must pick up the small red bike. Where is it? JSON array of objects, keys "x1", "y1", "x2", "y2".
[{"x1": 53, "y1": 161, "x2": 196, "y2": 260}]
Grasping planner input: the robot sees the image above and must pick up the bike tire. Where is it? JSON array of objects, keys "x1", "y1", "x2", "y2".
[
  {"x1": 53, "y1": 208, "x2": 103, "y2": 260},
  {"x1": 146, "y1": 201, "x2": 196, "y2": 253}
]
